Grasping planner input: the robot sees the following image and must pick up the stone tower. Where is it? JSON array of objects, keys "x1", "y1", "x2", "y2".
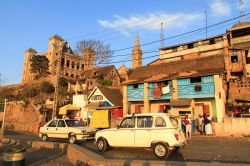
[
  {"x1": 84, "y1": 48, "x2": 95, "y2": 69},
  {"x1": 22, "y1": 48, "x2": 37, "y2": 83},
  {"x1": 132, "y1": 33, "x2": 142, "y2": 69},
  {"x1": 47, "y1": 35, "x2": 64, "y2": 74}
]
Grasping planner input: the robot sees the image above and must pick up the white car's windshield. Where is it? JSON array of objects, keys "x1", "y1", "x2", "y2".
[{"x1": 65, "y1": 120, "x2": 84, "y2": 127}]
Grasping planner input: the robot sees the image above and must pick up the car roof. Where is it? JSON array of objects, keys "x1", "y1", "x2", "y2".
[{"x1": 126, "y1": 113, "x2": 172, "y2": 117}]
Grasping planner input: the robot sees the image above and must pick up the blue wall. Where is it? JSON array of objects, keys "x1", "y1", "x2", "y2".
[
  {"x1": 177, "y1": 76, "x2": 215, "y2": 98},
  {"x1": 127, "y1": 84, "x2": 144, "y2": 101},
  {"x1": 148, "y1": 82, "x2": 172, "y2": 100}
]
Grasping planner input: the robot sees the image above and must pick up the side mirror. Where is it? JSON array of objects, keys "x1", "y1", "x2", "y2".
[{"x1": 116, "y1": 124, "x2": 120, "y2": 129}]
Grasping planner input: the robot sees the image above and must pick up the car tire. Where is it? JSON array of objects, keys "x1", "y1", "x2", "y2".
[
  {"x1": 68, "y1": 134, "x2": 77, "y2": 144},
  {"x1": 153, "y1": 143, "x2": 169, "y2": 159},
  {"x1": 97, "y1": 138, "x2": 108, "y2": 152},
  {"x1": 41, "y1": 134, "x2": 48, "y2": 142}
]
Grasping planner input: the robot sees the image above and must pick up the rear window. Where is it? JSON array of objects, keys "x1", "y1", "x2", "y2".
[
  {"x1": 155, "y1": 117, "x2": 166, "y2": 127},
  {"x1": 169, "y1": 117, "x2": 178, "y2": 126}
]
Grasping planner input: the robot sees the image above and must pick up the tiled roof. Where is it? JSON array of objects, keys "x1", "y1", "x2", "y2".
[
  {"x1": 126, "y1": 55, "x2": 225, "y2": 84},
  {"x1": 82, "y1": 65, "x2": 116, "y2": 79},
  {"x1": 97, "y1": 86, "x2": 123, "y2": 106}
]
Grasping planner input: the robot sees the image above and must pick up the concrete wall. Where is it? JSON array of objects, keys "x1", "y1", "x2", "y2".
[{"x1": 214, "y1": 117, "x2": 250, "y2": 136}]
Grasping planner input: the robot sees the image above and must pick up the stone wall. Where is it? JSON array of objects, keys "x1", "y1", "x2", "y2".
[
  {"x1": 4, "y1": 101, "x2": 42, "y2": 133},
  {"x1": 214, "y1": 117, "x2": 250, "y2": 136}
]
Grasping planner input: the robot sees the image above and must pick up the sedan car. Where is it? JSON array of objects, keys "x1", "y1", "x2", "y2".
[{"x1": 39, "y1": 119, "x2": 97, "y2": 144}]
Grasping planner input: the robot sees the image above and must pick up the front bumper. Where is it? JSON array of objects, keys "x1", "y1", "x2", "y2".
[{"x1": 76, "y1": 133, "x2": 96, "y2": 140}]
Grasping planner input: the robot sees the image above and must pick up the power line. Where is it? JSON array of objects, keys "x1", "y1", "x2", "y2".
[{"x1": 3, "y1": 14, "x2": 250, "y2": 84}]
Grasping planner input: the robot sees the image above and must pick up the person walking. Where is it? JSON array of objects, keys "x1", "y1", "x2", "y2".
[
  {"x1": 183, "y1": 115, "x2": 192, "y2": 139},
  {"x1": 204, "y1": 116, "x2": 213, "y2": 136},
  {"x1": 198, "y1": 114, "x2": 204, "y2": 135}
]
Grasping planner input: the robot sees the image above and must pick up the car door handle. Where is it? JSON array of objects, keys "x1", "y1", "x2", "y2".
[
  {"x1": 56, "y1": 128, "x2": 58, "y2": 130},
  {"x1": 47, "y1": 128, "x2": 49, "y2": 130}
]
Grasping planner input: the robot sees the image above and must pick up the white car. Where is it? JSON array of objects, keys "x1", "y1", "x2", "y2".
[
  {"x1": 95, "y1": 113, "x2": 186, "y2": 158},
  {"x1": 39, "y1": 119, "x2": 97, "y2": 144}
]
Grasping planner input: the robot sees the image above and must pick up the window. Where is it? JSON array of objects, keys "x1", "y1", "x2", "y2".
[
  {"x1": 57, "y1": 120, "x2": 66, "y2": 127},
  {"x1": 66, "y1": 60, "x2": 70, "y2": 67},
  {"x1": 65, "y1": 73, "x2": 69, "y2": 76},
  {"x1": 111, "y1": 70, "x2": 115, "y2": 76},
  {"x1": 137, "y1": 116, "x2": 153, "y2": 128},
  {"x1": 133, "y1": 84, "x2": 138, "y2": 89},
  {"x1": 120, "y1": 117, "x2": 135, "y2": 128},
  {"x1": 155, "y1": 117, "x2": 166, "y2": 127},
  {"x1": 71, "y1": 74, "x2": 74, "y2": 78},
  {"x1": 190, "y1": 77, "x2": 202, "y2": 83},
  {"x1": 169, "y1": 117, "x2": 178, "y2": 126},
  {"x1": 187, "y1": 43, "x2": 194, "y2": 49},
  {"x1": 48, "y1": 120, "x2": 57, "y2": 127},
  {"x1": 72, "y1": 61, "x2": 75, "y2": 68},
  {"x1": 231, "y1": 55, "x2": 238, "y2": 63},
  {"x1": 209, "y1": 39, "x2": 215, "y2": 45},
  {"x1": 81, "y1": 64, "x2": 84, "y2": 70},
  {"x1": 76, "y1": 63, "x2": 80, "y2": 69},
  {"x1": 91, "y1": 95, "x2": 103, "y2": 101}
]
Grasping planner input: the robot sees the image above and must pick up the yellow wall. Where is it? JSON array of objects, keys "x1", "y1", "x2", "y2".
[
  {"x1": 122, "y1": 86, "x2": 128, "y2": 116},
  {"x1": 143, "y1": 82, "x2": 149, "y2": 113}
]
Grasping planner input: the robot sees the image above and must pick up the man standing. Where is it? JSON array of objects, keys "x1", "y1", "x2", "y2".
[
  {"x1": 184, "y1": 115, "x2": 192, "y2": 140},
  {"x1": 198, "y1": 114, "x2": 204, "y2": 135}
]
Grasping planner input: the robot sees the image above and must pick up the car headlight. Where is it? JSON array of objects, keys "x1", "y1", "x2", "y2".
[{"x1": 82, "y1": 130, "x2": 86, "y2": 133}]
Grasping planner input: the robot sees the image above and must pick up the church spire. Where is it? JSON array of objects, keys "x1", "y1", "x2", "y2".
[
  {"x1": 134, "y1": 32, "x2": 140, "y2": 49},
  {"x1": 132, "y1": 32, "x2": 142, "y2": 69}
]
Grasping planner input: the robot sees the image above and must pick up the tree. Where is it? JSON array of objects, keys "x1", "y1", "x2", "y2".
[
  {"x1": 0, "y1": 73, "x2": 6, "y2": 86},
  {"x1": 30, "y1": 55, "x2": 49, "y2": 78},
  {"x1": 75, "y1": 40, "x2": 112, "y2": 66}
]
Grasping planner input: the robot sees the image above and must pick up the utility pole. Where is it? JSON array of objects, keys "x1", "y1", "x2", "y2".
[
  {"x1": 52, "y1": 44, "x2": 62, "y2": 119},
  {"x1": 205, "y1": 10, "x2": 208, "y2": 38},
  {"x1": 238, "y1": 0, "x2": 245, "y2": 22},
  {"x1": 160, "y1": 22, "x2": 165, "y2": 48},
  {"x1": 1, "y1": 99, "x2": 7, "y2": 137}
]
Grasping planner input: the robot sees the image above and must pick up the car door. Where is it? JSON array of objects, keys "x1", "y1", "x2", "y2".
[
  {"x1": 114, "y1": 117, "x2": 135, "y2": 147},
  {"x1": 46, "y1": 120, "x2": 58, "y2": 138},
  {"x1": 134, "y1": 116, "x2": 153, "y2": 147},
  {"x1": 56, "y1": 120, "x2": 67, "y2": 138}
]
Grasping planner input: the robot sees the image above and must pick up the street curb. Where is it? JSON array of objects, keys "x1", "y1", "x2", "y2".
[{"x1": 68, "y1": 144, "x2": 250, "y2": 166}]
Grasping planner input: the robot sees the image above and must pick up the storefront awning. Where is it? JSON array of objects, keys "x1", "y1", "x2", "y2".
[
  {"x1": 59, "y1": 104, "x2": 81, "y2": 115},
  {"x1": 170, "y1": 99, "x2": 192, "y2": 107}
]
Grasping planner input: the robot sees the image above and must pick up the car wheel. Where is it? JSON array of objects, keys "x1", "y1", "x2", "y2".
[
  {"x1": 153, "y1": 143, "x2": 169, "y2": 159},
  {"x1": 41, "y1": 134, "x2": 48, "y2": 142},
  {"x1": 97, "y1": 138, "x2": 108, "y2": 152},
  {"x1": 68, "y1": 134, "x2": 77, "y2": 144}
]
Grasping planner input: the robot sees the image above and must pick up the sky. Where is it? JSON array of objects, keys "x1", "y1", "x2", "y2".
[{"x1": 0, "y1": 0, "x2": 250, "y2": 85}]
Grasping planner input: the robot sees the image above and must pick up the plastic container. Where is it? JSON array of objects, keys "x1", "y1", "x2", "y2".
[{"x1": 3, "y1": 147, "x2": 26, "y2": 166}]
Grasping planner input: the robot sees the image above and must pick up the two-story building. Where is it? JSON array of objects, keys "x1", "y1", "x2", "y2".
[{"x1": 123, "y1": 55, "x2": 226, "y2": 122}]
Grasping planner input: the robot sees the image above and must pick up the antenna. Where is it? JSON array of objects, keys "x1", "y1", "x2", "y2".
[
  {"x1": 238, "y1": 0, "x2": 245, "y2": 22},
  {"x1": 205, "y1": 10, "x2": 208, "y2": 38},
  {"x1": 160, "y1": 22, "x2": 164, "y2": 48}
]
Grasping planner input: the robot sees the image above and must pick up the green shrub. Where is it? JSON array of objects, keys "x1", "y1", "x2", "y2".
[
  {"x1": 100, "y1": 79, "x2": 113, "y2": 86},
  {"x1": 21, "y1": 86, "x2": 39, "y2": 98},
  {"x1": 59, "y1": 77, "x2": 68, "y2": 87},
  {"x1": 40, "y1": 81, "x2": 54, "y2": 93}
]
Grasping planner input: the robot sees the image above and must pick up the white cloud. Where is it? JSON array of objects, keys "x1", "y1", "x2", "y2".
[
  {"x1": 98, "y1": 11, "x2": 204, "y2": 36},
  {"x1": 210, "y1": 0, "x2": 231, "y2": 17}
]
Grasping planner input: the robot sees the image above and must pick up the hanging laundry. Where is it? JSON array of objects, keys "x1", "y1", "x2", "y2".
[
  {"x1": 162, "y1": 85, "x2": 170, "y2": 94},
  {"x1": 152, "y1": 86, "x2": 162, "y2": 98}
]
